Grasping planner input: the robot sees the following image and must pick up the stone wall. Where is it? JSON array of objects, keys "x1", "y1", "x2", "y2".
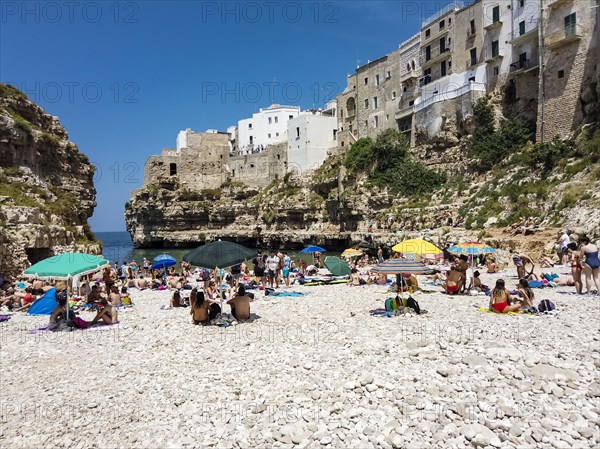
[{"x1": 227, "y1": 143, "x2": 287, "y2": 188}]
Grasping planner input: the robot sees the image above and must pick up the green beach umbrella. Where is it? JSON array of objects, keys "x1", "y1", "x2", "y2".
[
  {"x1": 183, "y1": 240, "x2": 257, "y2": 269},
  {"x1": 324, "y1": 256, "x2": 351, "y2": 277},
  {"x1": 23, "y1": 252, "x2": 110, "y2": 280}
]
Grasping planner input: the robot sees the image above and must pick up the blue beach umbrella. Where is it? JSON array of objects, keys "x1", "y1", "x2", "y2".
[
  {"x1": 152, "y1": 254, "x2": 176, "y2": 270},
  {"x1": 300, "y1": 246, "x2": 326, "y2": 254},
  {"x1": 447, "y1": 242, "x2": 497, "y2": 255}
]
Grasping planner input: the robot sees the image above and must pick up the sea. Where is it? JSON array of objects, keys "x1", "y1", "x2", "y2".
[{"x1": 96, "y1": 232, "x2": 341, "y2": 267}]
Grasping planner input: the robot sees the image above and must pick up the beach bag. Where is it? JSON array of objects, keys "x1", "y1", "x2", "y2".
[
  {"x1": 538, "y1": 299, "x2": 555, "y2": 313},
  {"x1": 384, "y1": 297, "x2": 395, "y2": 312},
  {"x1": 257, "y1": 257, "x2": 265, "y2": 270},
  {"x1": 265, "y1": 288, "x2": 275, "y2": 296},
  {"x1": 403, "y1": 296, "x2": 421, "y2": 315}
]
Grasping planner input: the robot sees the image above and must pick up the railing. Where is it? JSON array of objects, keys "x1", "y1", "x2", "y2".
[
  {"x1": 346, "y1": 107, "x2": 356, "y2": 118},
  {"x1": 400, "y1": 69, "x2": 420, "y2": 82},
  {"x1": 545, "y1": 23, "x2": 583, "y2": 48},
  {"x1": 414, "y1": 82, "x2": 486, "y2": 113},
  {"x1": 422, "y1": 1, "x2": 464, "y2": 28},
  {"x1": 509, "y1": 56, "x2": 539, "y2": 73},
  {"x1": 395, "y1": 105, "x2": 414, "y2": 119}
]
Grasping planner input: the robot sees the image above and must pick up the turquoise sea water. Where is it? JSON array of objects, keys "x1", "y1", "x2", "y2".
[{"x1": 96, "y1": 232, "x2": 341, "y2": 267}]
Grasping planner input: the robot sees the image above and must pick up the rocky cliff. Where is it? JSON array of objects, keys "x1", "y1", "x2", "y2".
[{"x1": 0, "y1": 83, "x2": 100, "y2": 278}]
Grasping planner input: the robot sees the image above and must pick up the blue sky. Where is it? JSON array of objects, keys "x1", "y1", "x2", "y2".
[{"x1": 1, "y1": 0, "x2": 454, "y2": 232}]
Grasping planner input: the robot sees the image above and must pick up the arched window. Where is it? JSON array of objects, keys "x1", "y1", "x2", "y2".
[{"x1": 411, "y1": 60, "x2": 415, "y2": 70}]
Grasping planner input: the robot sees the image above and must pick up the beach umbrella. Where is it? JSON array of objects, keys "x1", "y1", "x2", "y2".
[
  {"x1": 23, "y1": 253, "x2": 109, "y2": 280},
  {"x1": 152, "y1": 254, "x2": 177, "y2": 269},
  {"x1": 370, "y1": 259, "x2": 433, "y2": 275},
  {"x1": 300, "y1": 245, "x2": 326, "y2": 254},
  {"x1": 183, "y1": 241, "x2": 257, "y2": 269},
  {"x1": 324, "y1": 256, "x2": 351, "y2": 277},
  {"x1": 341, "y1": 248, "x2": 363, "y2": 258},
  {"x1": 392, "y1": 239, "x2": 441, "y2": 255},
  {"x1": 448, "y1": 242, "x2": 496, "y2": 255}
]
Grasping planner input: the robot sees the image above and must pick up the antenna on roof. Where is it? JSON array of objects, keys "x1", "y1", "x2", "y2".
[{"x1": 356, "y1": 48, "x2": 360, "y2": 69}]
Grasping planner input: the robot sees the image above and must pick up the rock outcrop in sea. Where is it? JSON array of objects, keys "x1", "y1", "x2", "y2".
[{"x1": 0, "y1": 83, "x2": 100, "y2": 277}]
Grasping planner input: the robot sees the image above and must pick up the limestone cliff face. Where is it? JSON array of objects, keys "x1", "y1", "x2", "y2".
[{"x1": 0, "y1": 83, "x2": 100, "y2": 277}]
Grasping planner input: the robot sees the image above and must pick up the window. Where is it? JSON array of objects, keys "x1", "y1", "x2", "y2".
[
  {"x1": 364, "y1": 99, "x2": 369, "y2": 109},
  {"x1": 364, "y1": 77, "x2": 368, "y2": 85},
  {"x1": 248, "y1": 123, "x2": 253, "y2": 129},
  {"x1": 392, "y1": 91, "x2": 396, "y2": 99},
  {"x1": 448, "y1": 18, "x2": 451, "y2": 25},
  {"x1": 439, "y1": 19, "x2": 445, "y2": 30},
  {"x1": 470, "y1": 48, "x2": 477, "y2": 66},
  {"x1": 169, "y1": 163, "x2": 177, "y2": 176},
  {"x1": 275, "y1": 116, "x2": 278, "y2": 123},
  {"x1": 249, "y1": 136, "x2": 253, "y2": 144},
  {"x1": 558, "y1": 70, "x2": 565, "y2": 79},
  {"x1": 386, "y1": 70, "x2": 391, "y2": 79},
  {"x1": 440, "y1": 37, "x2": 447, "y2": 52},
  {"x1": 375, "y1": 74, "x2": 380, "y2": 86},
  {"x1": 268, "y1": 117, "x2": 272, "y2": 124},
  {"x1": 407, "y1": 63, "x2": 411, "y2": 71},
  {"x1": 333, "y1": 129, "x2": 337, "y2": 139},
  {"x1": 519, "y1": 52, "x2": 527, "y2": 68},
  {"x1": 492, "y1": 5, "x2": 500, "y2": 23},
  {"x1": 409, "y1": 100, "x2": 415, "y2": 106},
  {"x1": 403, "y1": 86, "x2": 407, "y2": 92},
  {"x1": 519, "y1": 20, "x2": 525, "y2": 36},
  {"x1": 250, "y1": 164, "x2": 255, "y2": 168},
  {"x1": 374, "y1": 116, "x2": 379, "y2": 128},
  {"x1": 520, "y1": 0, "x2": 524, "y2": 7},
  {"x1": 493, "y1": 66, "x2": 499, "y2": 76},
  {"x1": 386, "y1": 114, "x2": 389, "y2": 121},
  {"x1": 411, "y1": 60, "x2": 415, "y2": 70},
  {"x1": 441, "y1": 60, "x2": 447, "y2": 77},
  {"x1": 364, "y1": 120, "x2": 368, "y2": 128},
  {"x1": 470, "y1": 19, "x2": 475, "y2": 34},
  {"x1": 492, "y1": 40, "x2": 499, "y2": 58},
  {"x1": 565, "y1": 13, "x2": 576, "y2": 35},
  {"x1": 288, "y1": 115, "x2": 293, "y2": 120},
  {"x1": 425, "y1": 28, "x2": 431, "y2": 38},
  {"x1": 468, "y1": 76, "x2": 475, "y2": 82},
  {"x1": 426, "y1": 45, "x2": 432, "y2": 61},
  {"x1": 424, "y1": 68, "x2": 432, "y2": 85},
  {"x1": 268, "y1": 133, "x2": 271, "y2": 138},
  {"x1": 296, "y1": 127, "x2": 300, "y2": 138},
  {"x1": 276, "y1": 132, "x2": 279, "y2": 137},
  {"x1": 373, "y1": 96, "x2": 378, "y2": 109}
]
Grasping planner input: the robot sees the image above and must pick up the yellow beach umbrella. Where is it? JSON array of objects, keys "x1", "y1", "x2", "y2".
[
  {"x1": 341, "y1": 248, "x2": 364, "y2": 258},
  {"x1": 392, "y1": 239, "x2": 442, "y2": 255}
]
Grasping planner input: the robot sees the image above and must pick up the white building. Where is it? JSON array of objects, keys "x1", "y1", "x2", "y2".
[
  {"x1": 287, "y1": 107, "x2": 338, "y2": 174},
  {"x1": 237, "y1": 104, "x2": 301, "y2": 155},
  {"x1": 176, "y1": 129, "x2": 189, "y2": 152}
]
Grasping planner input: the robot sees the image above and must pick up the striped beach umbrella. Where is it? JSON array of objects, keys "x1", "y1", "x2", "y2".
[
  {"x1": 448, "y1": 242, "x2": 496, "y2": 255},
  {"x1": 341, "y1": 248, "x2": 363, "y2": 258},
  {"x1": 370, "y1": 259, "x2": 433, "y2": 275}
]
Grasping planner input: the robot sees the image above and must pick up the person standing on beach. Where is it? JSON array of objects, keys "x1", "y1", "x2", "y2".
[
  {"x1": 556, "y1": 230, "x2": 571, "y2": 265},
  {"x1": 568, "y1": 242, "x2": 583, "y2": 295},
  {"x1": 252, "y1": 251, "x2": 266, "y2": 289},
  {"x1": 266, "y1": 251, "x2": 279, "y2": 288},
  {"x1": 282, "y1": 252, "x2": 291, "y2": 288},
  {"x1": 580, "y1": 236, "x2": 600, "y2": 295},
  {"x1": 142, "y1": 258, "x2": 150, "y2": 277}
]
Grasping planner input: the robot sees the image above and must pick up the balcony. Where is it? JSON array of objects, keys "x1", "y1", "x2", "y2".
[
  {"x1": 484, "y1": 19, "x2": 502, "y2": 30},
  {"x1": 509, "y1": 56, "x2": 540, "y2": 75},
  {"x1": 420, "y1": 45, "x2": 452, "y2": 68},
  {"x1": 465, "y1": 59, "x2": 479, "y2": 70},
  {"x1": 485, "y1": 51, "x2": 503, "y2": 63},
  {"x1": 545, "y1": 24, "x2": 583, "y2": 50},
  {"x1": 509, "y1": 26, "x2": 539, "y2": 45},
  {"x1": 548, "y1": 0, "x2": 572, "y2": 8},
  {"x1": 395, "y1": 104, "x2": 415, "y2": 120},
  {"x1": 400, "y1": 69, "x2": 420, "y2": 83},
  {"x1": 467, "y1": 28, "x2": 476, "y2": 39}
]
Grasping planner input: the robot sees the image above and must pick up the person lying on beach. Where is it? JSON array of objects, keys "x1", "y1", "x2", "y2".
[
  {"x1": 190, "y1": 289, "x2": 220, "y2": 324},
  {"x1": 228, "y1": 286, "x2": 251, "y2": 321},
  {"x1": 14, "y1": 288, "x2": 37, "y2": 312},
  {"x1": 89, "y1": 298, "x2": 118, "y2": 325},
  {"x1": 489, "y1": 279, "x2": 521, "y2": 314},
  {"x1": 539, "y1": 255, "x2": 555, "y2": 268}
]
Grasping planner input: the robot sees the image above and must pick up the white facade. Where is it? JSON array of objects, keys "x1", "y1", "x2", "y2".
[
  {"x1": 287, "y1": 111, "x2": 338, "y2": 173},
  {"x1": 482, "y1": 0, "x2": 519, "y2": 88},
  {"x1": 237, "y1": 104, "x2": 301, "y2": 155},
  {"x1": 176, "y1": 129, "x2": 189, "y2": 152},
  {"x1": 227, "y1": 125, "x2": 237, "y2": 154}
]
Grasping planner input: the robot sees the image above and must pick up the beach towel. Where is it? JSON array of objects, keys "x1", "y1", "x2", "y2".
[
  {"x1": 265, "y1": 290, "x2": 307, "y2": 297},
  {"x1": 476, "y1": 307, "x2": 521, "y2": 315},
  {"x1": 29, "y1": 321, "x2": 119, "y2": 334},
  {"x1": 528, "y1": 280, "x2": 544, "y2": 289},
  {"x1": 0, "y1": 315, "x2": 11, "y2": 322}
]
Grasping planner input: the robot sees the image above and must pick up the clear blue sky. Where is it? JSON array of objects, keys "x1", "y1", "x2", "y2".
[{"x1": 1, "y1": 0, "x2": 454, "y2": 232}]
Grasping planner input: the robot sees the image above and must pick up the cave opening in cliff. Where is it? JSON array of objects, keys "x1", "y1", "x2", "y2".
[{"x1": 25, "y1": 248, "x2": 53, "y2": 265}]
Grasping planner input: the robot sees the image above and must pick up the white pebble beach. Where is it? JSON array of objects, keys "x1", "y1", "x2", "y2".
[{"x1": 1, "y1": 266, "x2": 599, "y2": 449}]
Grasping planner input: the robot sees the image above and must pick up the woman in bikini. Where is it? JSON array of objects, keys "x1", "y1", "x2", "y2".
[
  {"x1": 568, "y1": 242, "x2": 583, "y2": 295},
  {"x1": 580, "y1": 236, "x2": 600, "y2": 295},
  {"x1": 190, "y1": 289, "x2": 220, "y2": 324},
  {"x1": 489, "y1": 279, "x2": 521, "y2": 314},
  {"x1": 89, "y1": 298, "x2": 118, "y2": 325},
  {"x1": 515, "y1": 279, "x2": 534, "y2": 308}
]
